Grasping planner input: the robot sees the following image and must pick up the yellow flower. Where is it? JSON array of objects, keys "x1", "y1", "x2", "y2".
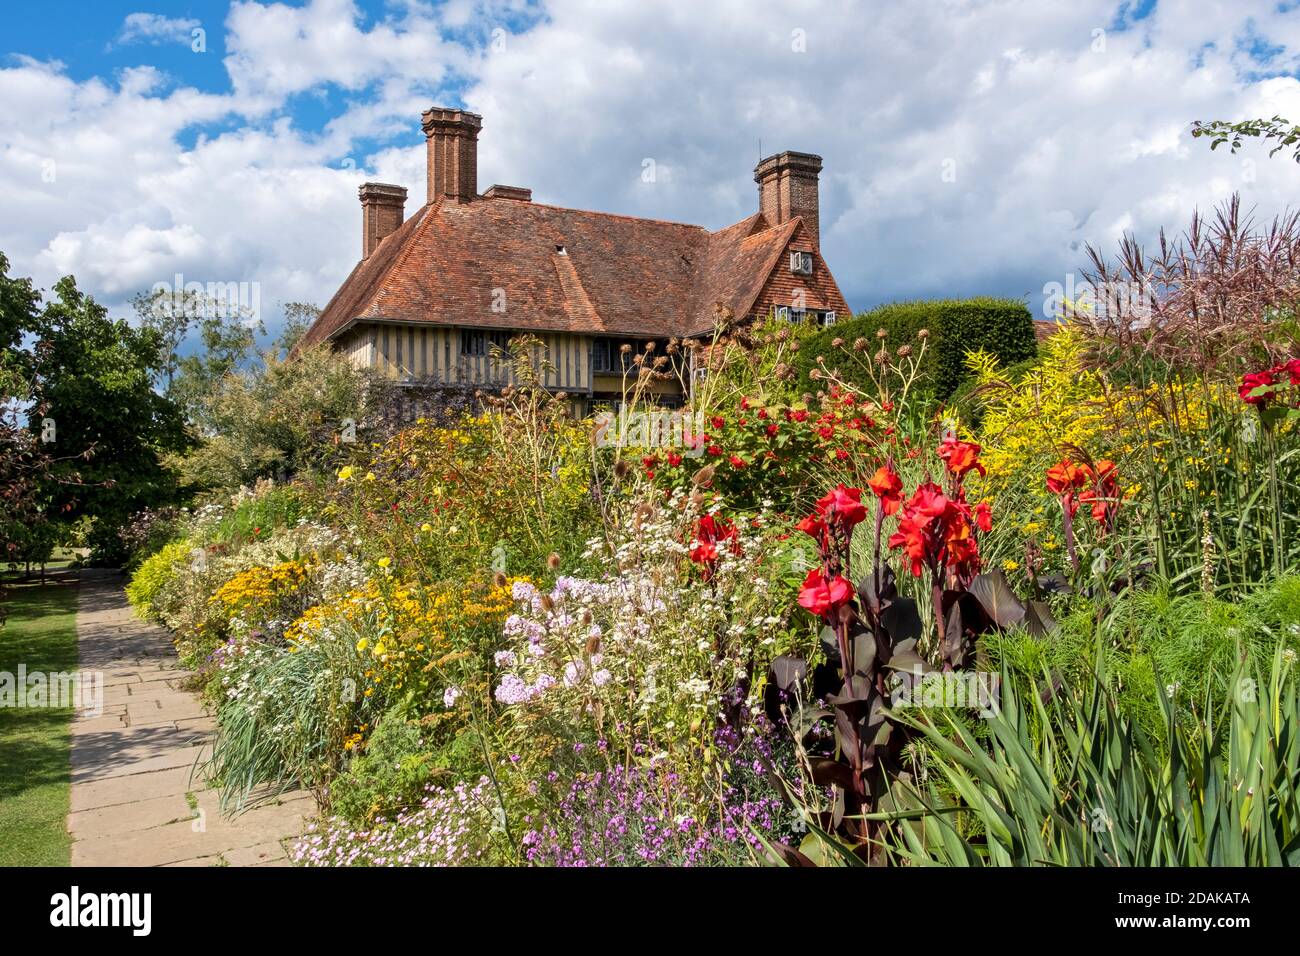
[
  {"x1": 337, "y1": 465, "x2": 354, "y2": 482},
  {"x1": 420, "y1": 523, "x2": 433, "y2": 533},
  {"x1": 377, "y1": 557, "x2": 391, "y2": 568},
  {"x1": 364, "y1": 471, "x2": 376, "y2": 481},
  {"x1": 355, "y1": 637, "x2": 369, "y2": 652}
]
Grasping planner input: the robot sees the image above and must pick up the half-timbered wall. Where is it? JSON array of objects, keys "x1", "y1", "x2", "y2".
[{"x1": 344, "y1": 322, "x2": 593, "y2": 393}]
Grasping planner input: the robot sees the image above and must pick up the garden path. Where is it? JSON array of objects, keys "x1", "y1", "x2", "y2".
[{"x1": 67, "y1": 571, "x2": 312, "y2": 866}]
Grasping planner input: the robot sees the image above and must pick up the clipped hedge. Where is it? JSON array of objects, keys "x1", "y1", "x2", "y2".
[{"x1": 795, "y1": 297, "x2": 1037, "y2": 401}]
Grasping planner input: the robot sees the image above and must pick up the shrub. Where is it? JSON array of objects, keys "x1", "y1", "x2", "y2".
[
  {"x1": 797, "y1": 298, "x2": 1037, "y2": 401},
  {"x1": 125, "y1": 538, "x2": 192, "y2": 617},
  {"x1": 327, "y1": 709, "x2": 446, "y2": 824}
]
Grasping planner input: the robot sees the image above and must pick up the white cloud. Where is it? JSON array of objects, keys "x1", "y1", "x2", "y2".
[
  {"x1": 117, "y1": 13, "x2": 203, "y2": 47},
  {"x1": 3, "y1": 0, "x2": 1300, "y2": 334}
]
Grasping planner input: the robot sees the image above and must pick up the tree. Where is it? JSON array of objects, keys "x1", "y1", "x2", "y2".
[
  {"x1": 2, "y1": 255, "x2": 106, "y2": 578},
  {"x1": 175, "y1": 342, "x2": 374, "y2": 490},
  {"x1": 27, "y1": 274, "x2": 187, "y2": 564},
  {"x1": 1192, "y1": 115, "x2": 1300, "y2": 164},
  {"x1": 133, "y1": 287, "x2": 263, "y2": 427},
  {"x1": 275, "y1": 301, "x2": 320, "y2": 357}
]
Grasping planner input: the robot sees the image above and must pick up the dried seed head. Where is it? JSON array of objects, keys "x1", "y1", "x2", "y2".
[
  {"x1": 540, "y1": 594, "x2": 555, "y2": 612},
  {"x1": 810, "y1": 368, "x2": 823, "y2": 380},
  {"x1": 831, "y1": 337, "x2": 845, "y2": 348},
  {"x1": 896, "y1": 344, "x2": 913, "y2": 357},
  {"x1": 917, "y1": 328, "x2": 929, "y2": 339},
  {"x1": 692, "y1": 464, "x2": 716, "y2": 487},
  {"x1": 688, "y1": 491, "x2": 706, "y2": 510},
  {"x1": 585, "y1": 634, "x2": 602, "y2": 655},
  {"x1": 853, "y1": 336, "x2": 869, "y2": 352},
  {"x1": 620, "y1": 343, "x2": 633, "y2": 353},
  {"x1": 774, "y1": 326, "x2": 791, "y2": 342},
  {"x1": 581, "y1": 609, "x2": 593, "y2": 626},
  {"x1": 613, "y1": 459, "x2": 631, "y2": 479},
  {"x1": 547, "y1": 552, "x2": 562, "y2": 570},
  {"x1": 876, "y1": 328, "x2": 888, "y2": 339},
  {"x1": 788, "y1": 340, "x2": 800, "y2": 352},
  {"x1": 493, "y1": 571, "x2": 507, "y2": 588}
]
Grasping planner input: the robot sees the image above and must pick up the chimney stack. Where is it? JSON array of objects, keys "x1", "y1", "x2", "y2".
[
  {"x1": 421, "y1": 107, "x2": 482, "y2": 204},
  {"x1": 754, "y1": 150, "x2": 823, "y2": 247},
  {"x1": 359, "y1": 182, "x2": 407, "y2": 258}
]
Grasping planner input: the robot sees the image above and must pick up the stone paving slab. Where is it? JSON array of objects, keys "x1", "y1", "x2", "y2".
[{"x1": 69, "y1": 573, "x2": 312, "y2": 866}]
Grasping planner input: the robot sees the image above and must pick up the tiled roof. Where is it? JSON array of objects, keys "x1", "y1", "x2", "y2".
[{"x1": 302, "y1": 196, "x2": 840, "y2": 347}]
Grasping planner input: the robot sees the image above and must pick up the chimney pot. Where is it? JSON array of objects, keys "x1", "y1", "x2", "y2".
[
  {"x1": 483, "y1": 184, "x2": 532, "y2": 202},
  {"x1": 359, "y1": 182, "x2": 407, "y2": 258},
  {"x1": 421, "y1": 106, "x2": 482, "y2": 203},
  {"x1": 754, "y1": 150, "x2": 823, "y2": 247}
]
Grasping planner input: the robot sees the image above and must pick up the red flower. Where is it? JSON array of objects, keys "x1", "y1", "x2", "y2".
[
  {"x1": 728, "y1": 454, "x2": 746, "y2": 469},
  {"x1": 794, "y1": 514, "x2": 829, "y2": 548},
  {"x1": 707, "y1": 444, "x2": 723, "y2": 457},
  {"x1": 1079, "y1": 459, "x2": 1120, "y2": 530},
  {"x1": 886, "y1": 482, "x2": 982, "y2": 580},
  {"x1": 710, "y1": 416, "x2": 726, "y2": 430},
  {"x1": 758, "y1": 408, "x2": 769, "y2": 419},
  {"x1": 1045, "y1": 459, "x2": 1091, "y2": 518},
  {"x1": 766, "y1": 423, "x2": 780, "y2": 438},
  {"x1": 867, "y1": 466, "x2": 904, "y2": 515},
  {"x1": 667, "y1": 452, "x2": 683, "y2": 467},
  {"x1": 815, "y1": 484, "x2": 868, "y2": 529},
  {"x1": 690, "y1": 514, "x2": 739, "y2": 566},
  {"x1": 938, "y1": 439, "x2": 986, "y2": 478},
  {"x1": 797, "y1": 568, "x2": 854, "y2": 617},
  {"x1": 975, "y1": 500, "x2": 992, "y2": 533},
  {"x1": 740, "y1": 396, "x2": 751, "y2": 410},
  {"x1": 1239, "y1": 369, "x2": 1276, "y2": 406}
]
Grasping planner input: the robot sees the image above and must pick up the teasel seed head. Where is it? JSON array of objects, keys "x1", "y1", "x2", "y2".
[
  {"x1": 493, "y1": 571, "x2": 507, "y2": 588},
  {"x1": 547, "y1": 552, "x2": 562, "y2": 571}
]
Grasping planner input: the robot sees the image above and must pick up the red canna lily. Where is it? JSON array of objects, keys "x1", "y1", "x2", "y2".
[
  {"x1": 1079, "y1": 459, "x2": 1120, "y2": 530},
  {"x1": 975, "y1": 500, "x2": 992, "y2": 533},
  {"x1": 815, "y1": 484, "x2": 869, "y2": 530},
  {"x1": 937, "y1": 439, "x2": 986, "y2": 479},
  {"x1": 1045, "y1": 459, "x2": 1091, "y2": 518},
  {"x1": 886, "y1": 482, "x2": 982, "y2": 581},
  {"x1": 867, "y1": 466, "x2": 904, "y2": 515},
  {"x1": 797, "y1": 567, "x2": 854, "y2": 617}
]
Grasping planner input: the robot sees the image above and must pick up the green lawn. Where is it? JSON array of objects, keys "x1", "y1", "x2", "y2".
[{"x1": 0, "y1": 576, "x2": 78, "y2": 866}]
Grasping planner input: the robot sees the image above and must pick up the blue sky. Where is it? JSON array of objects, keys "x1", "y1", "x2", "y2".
[{"x1": 2, "y1": 0, "x2": 1299, "y2": 338}]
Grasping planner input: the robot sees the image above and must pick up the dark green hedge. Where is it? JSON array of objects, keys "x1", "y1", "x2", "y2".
[{"x1": 795, "y1": 297, "x2": 1037, "y2": 401}]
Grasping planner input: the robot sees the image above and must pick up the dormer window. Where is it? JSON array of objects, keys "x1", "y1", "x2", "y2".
[{"x1": 789, "y1": 251, "x2": 813, "y2": 275}]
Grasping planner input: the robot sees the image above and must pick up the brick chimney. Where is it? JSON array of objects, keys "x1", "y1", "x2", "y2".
[
  {"x1": 359, "y1": 183, "x2": 407, "y2": 258},
  {"x1": 754, "y1": 150, "x2": 823, "y2": 247},
  {"x1": 421, "y1": 107, "x2": 482, "y2": 203}
]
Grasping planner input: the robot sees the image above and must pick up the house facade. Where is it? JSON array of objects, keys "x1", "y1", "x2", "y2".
[{"x1": 299, "y1": 107, "x2": 852, "y2": 412}]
